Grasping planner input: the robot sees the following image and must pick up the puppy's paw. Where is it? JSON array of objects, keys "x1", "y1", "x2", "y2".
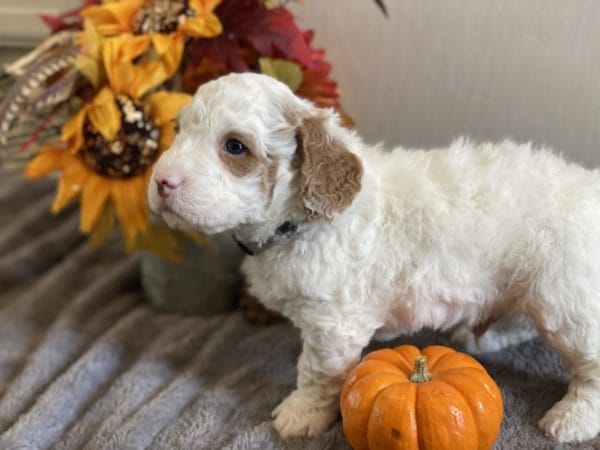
[
  {"x1": 539, "y1": 396, "x2": 600, "y2": 443},
  {"x1": 272, "y1": 389, "x2": 338, "y2": 439}
]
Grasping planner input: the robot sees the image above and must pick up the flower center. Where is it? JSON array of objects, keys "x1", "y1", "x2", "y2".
[
  {"x1": 81, "y1": 95, "x2": 161, "y2": 178},
  {"x1": 131, "y1": 0, "x2": 194, "y2": 34}
]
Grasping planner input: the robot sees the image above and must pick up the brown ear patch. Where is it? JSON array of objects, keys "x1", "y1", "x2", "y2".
[{"x1": 297, "y1": 117, "x2": 363, "y2": 221}]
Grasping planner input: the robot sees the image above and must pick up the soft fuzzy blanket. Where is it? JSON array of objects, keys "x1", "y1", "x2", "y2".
[{"x1": 0, "y1": 169, "x2": 599, "y2": 450}]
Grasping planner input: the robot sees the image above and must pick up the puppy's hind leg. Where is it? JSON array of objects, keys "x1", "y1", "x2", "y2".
[{"x1": 527, "y1": 287, "x2": 600, "y2": 442}]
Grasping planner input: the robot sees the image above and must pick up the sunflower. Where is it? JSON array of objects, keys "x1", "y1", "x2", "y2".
[
  {"x1": 25, "y1": 35, "x2": 192, "y2": 257},
  {"x1": 81, "y1": 0, "x2": 222, "y2": 76}
]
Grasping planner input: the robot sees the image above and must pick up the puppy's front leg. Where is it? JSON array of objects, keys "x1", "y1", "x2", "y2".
[{"x1": 272, "y1": 326, "x2": 374, "y2": 438}]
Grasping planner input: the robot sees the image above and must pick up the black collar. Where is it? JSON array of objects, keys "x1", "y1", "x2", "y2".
[{"x1": 233, "y1": 221, "x2": 298, "y2": 256}]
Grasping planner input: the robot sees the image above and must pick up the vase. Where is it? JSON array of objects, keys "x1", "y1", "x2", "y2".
[{"x1": 140, "y1": 232, "x2": 245, "y2": 315}]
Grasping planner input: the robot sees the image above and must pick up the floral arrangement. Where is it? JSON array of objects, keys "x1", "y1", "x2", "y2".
[{"x1": 0, "y1": 0, "x2": 385, "y2": 260}]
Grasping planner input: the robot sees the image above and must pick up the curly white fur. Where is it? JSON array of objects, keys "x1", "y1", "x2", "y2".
[{"x1": 148, "y1": 73, "x2": 600, "y2": 443}]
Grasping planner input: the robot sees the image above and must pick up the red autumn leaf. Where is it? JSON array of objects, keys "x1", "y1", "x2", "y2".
[
  {"x1": 297, "y1": 31, "x2": 339, "y2": 108},
  {"x1": 188, "y1": 36, "x2": 249, "y2": 72},
  {"x1": 188, "y1": 0, "x2": 313, "y2": 72},
  {"x1": 240, "y1": 8, "x2": 313, "y2": 67}
]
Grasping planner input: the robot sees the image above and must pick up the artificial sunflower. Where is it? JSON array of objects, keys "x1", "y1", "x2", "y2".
[
  {"x1": 25, "y1": 89, "x2": 190, "y2": 253},
  {"x1": 25, "y1": 34, "x2": 192, "y2": 257},
  {"x1": 81, "y1": 0, "x2": 223, "y2": 76}
]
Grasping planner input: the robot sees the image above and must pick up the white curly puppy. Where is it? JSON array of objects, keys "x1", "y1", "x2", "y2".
[{"x1": 148, "y1": 73, "x2": 600, "y2": 443}]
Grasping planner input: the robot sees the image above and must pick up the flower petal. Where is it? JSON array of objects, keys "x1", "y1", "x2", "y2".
[
  {"x1": 80, "y1": 173, "x2": 111, "y2": 233},
  {"x1": 145, "y1": 91, "x2": 192, "y2": 126},
  {"x1": 76, "y1": 20, "x2": 103, "y2": 60},
  {"x1": 102, "y1": 33, "x2": 161, "y2": 97},
  {"x1": 110, "y1": 176, "x2": 148, "y2": 240},
  {"x1": 151, "y1": 32, "x2": 184, "y2": 77},
  {"x1": 158, "y1": 122, "x2": 175, "y2": 151},
  {"x1": 75, "y1": 22, "x2": 104, "y2": 86},
  {"x1": 88, "y1": 87, "x2": 121, "y2": 140},
  {"x1": 129, "y1": 61, "x2": 169, "y2": 99},
  {"x1": 24, "y1": 146, "x2": 65, "y2": 178},
  {"x1": 81, "y1": 0, "x2": 144, "y2": 36},
  {"x1": 75, "y1": 54, "x2": 103, "y2": 87},
  {"x1": 60, "y1": 108, "x2": 87, "y2": 153},
  {"x1": 178, "y1": 14, "x2": 222, "y2": 37},
  {"x1": 189, "y1": 0, "x2": 222, "y2": 15},
  {"x1": 52, "y1": 156, "x2": 90, "y2": 212},
  {"x1": 151, "y1": 32, "x2": 175, "y2": 55}
]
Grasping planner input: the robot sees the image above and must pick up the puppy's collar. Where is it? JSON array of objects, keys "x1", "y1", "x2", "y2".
[{"x1": 233, "y1": 221, "x2": 299, "y2": 256}]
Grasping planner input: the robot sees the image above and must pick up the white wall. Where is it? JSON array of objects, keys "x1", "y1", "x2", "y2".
[
  {"x1": 291, "y1": 1, "x2": 600, "y2": 168},
  {"x1": 0, "y1": 0, "x2": 77, "y2": 46}
]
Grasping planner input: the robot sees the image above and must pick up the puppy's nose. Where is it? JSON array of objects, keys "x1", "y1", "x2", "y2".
[{"x1": 155, "y1": 174, "x2": 183, "y2": 199}]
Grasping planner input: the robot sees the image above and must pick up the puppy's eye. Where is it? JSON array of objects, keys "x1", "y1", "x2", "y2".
[
  {"x1": 224, "y1": 138, "x2": 248, "y2": 155},
  {"x1": 173, "y1": 118, "x2": 180, "y2": 134}
]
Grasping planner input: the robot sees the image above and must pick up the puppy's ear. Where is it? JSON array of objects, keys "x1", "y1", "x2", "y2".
[{"x1": 296, "y1": 116, "x2": 363, "y2": 221}]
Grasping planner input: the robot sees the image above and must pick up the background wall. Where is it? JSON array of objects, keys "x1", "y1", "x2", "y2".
[
  {"x1": 0, "y1": 0, "x2": 76, "y2": 46},
  {"x1": 291, "y1": 0, "x2": 600, "y2": 168}
]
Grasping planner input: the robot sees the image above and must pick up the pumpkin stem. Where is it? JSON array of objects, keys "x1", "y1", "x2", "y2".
[{"x1": 409, "y1": 355, "x2": 432, "y2": 383}]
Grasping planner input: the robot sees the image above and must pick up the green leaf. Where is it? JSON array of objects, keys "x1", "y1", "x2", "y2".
[{"x1": 259, "y1": 57, "x2": 303, "y2": 92}]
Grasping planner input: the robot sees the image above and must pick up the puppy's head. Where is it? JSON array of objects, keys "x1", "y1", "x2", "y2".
[{"x1": 148, "y1": 73, "x2": 362, "y2": 235}]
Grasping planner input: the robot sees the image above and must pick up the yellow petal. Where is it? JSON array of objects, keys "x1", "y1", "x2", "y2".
[
  {"x1": 75, "y1": 55, "x2": 103, "y2": 87},
  {"x1": 112, "y1": 33, "x2": 152, "y2": 61},
  {"x1": 80, "y1": 174, "x2": 111, "y2": 233},
  {"x1": 52, "y1": 157, "x2": 90, "y2": 212},
  {"x1": 76, "y1": 20, "x2": 103, "y2": 60},
  {"x1": 81, "y1": 0, "x2": 144, "y2": 36},
  {"x1": 145, "y1": 91, "x2": 192, "y2": 126},
  {"x1": 189, "y1": 0, "x2": 222, "y2": 14},
  {"x1": 151, "y1": 32, "x2": 175, "y2": 55},
  {"x1": 75, "y1": 22, "x2": 105, "y2": 86},
  {"x1": 151, "y1": 32, "x2": 184, "y2": 77},
  {"x1": 158, "y1": 122, "x2": 175, "y2": 151},
  {"x1": 60, "y1": 108, "x2": 87, "y2": 153},
  {"x1": 88, "y1": 87, "x2": 121, "y2": 140},
  {"x1": 102, "y1": 33, "x2": 156, "y2": 96},
  {"x1": 178, "y1": 14, "x2": 222, "y2": 37},
  {"x1": 24, "y1": 146, "x2": 65, "y2": 178},
  {"x1": 110, "y1": 176, "x2": 148, "y2": 240},
  {"x1": 128, "y1": 61, "x2": 168, "y2": 98}
]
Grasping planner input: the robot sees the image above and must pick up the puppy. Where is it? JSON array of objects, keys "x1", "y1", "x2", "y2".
[{"x1": 148, "y1": 73, "x2": 600, "y2": 443}]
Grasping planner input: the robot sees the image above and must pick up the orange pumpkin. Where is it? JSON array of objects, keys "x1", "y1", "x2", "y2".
[{"x1": 340, "y1": 345, "x2": 503, "y2": 450}]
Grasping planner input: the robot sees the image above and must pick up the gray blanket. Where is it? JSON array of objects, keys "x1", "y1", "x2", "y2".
[{"x1": 1, "y1": 169, "x2": 599, "y2": 450}]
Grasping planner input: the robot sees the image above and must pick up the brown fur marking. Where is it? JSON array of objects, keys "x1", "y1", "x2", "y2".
[
  {"x1": 262, "y1": 160, "x2": 279, "y2": 202},
  {"x1": 297, "y1": 117, "x2": 363, "y2": 220},
  {"x1": 219, "y1": 132, "x2": 278, "y2": 201},
  {"x1": 219, "y1": 132, "x2": 261, "y2": 177}
]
